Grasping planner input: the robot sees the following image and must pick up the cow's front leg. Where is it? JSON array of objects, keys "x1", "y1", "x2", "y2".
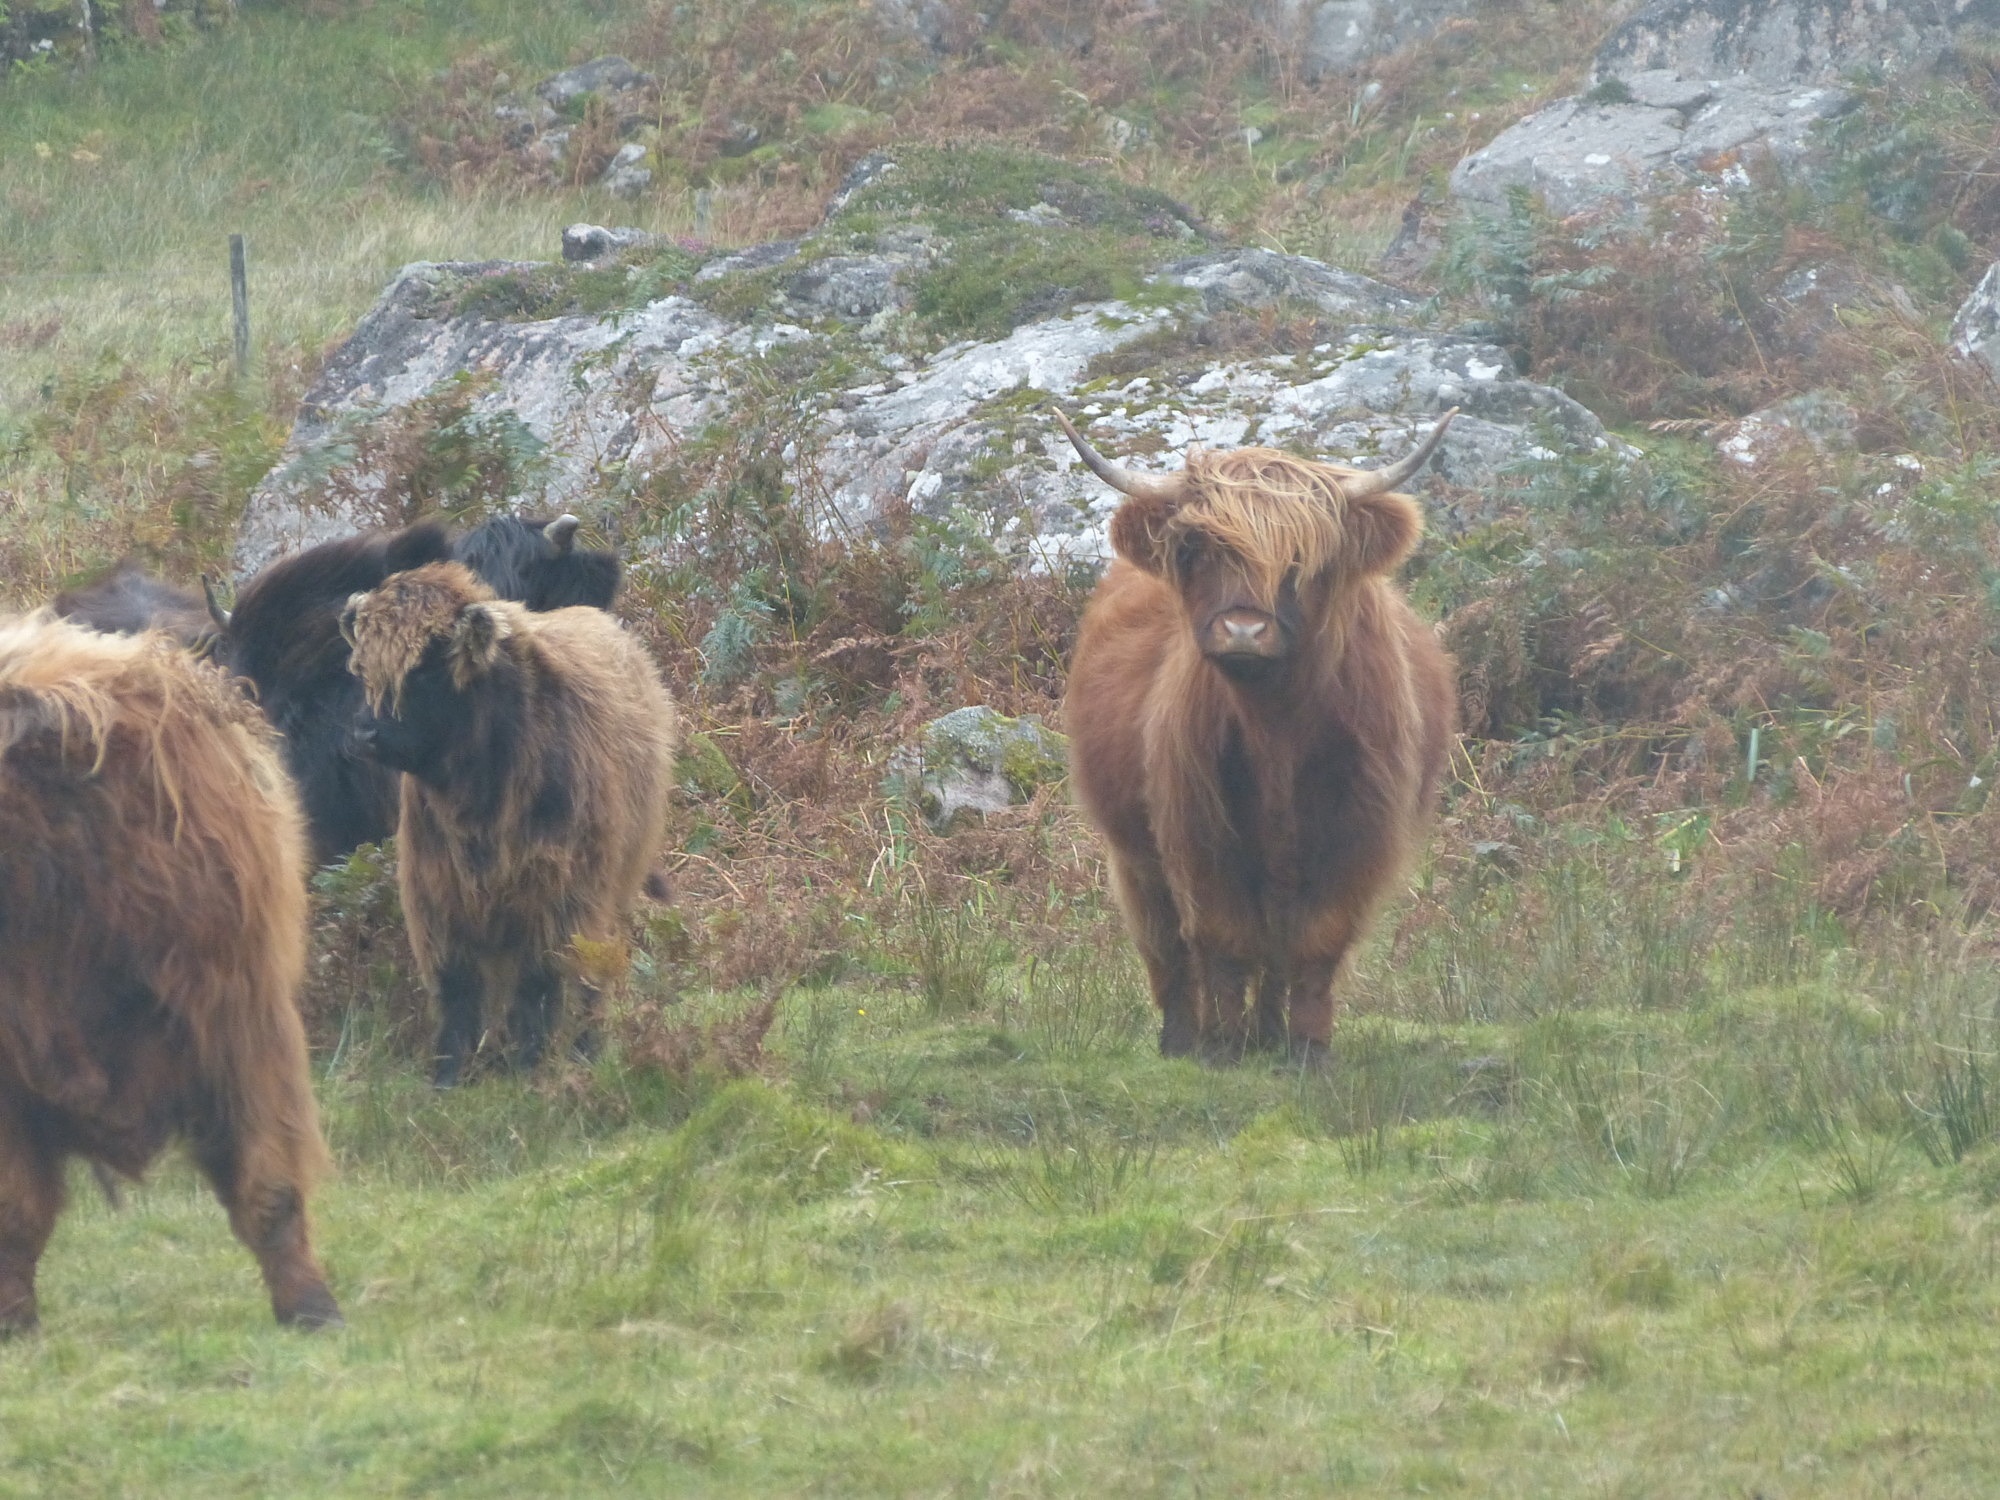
[
  {"x1": 432, "y1": 954, "x2": 485, "y2": 1088},
  {"x1": 1193, "y1": 950, "x2": 1252, "y2": 1064},
  {"x1": 1109, "y1": 855, "x2": 1199, "y2": 1058},
  {"x1": 0, "y1": 1100, "x2": 64, "y2": 1336},
  {"x1": 1266, "y1": 952, "x2": 1346, "y2": 1067},
  {"x1": 507, "y1": 959, "x2": 564, "y2": 1072},
  {"x1": 191, "y1": 1130, "x2": 341, "y2": 1330}
]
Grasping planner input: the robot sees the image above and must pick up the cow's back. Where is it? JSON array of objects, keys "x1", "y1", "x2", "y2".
[
  {"x1": 0, "y1": 618, "x2": 312, "y2": 1128},
  {"x1": 523, "y1": 606, "x2": 679, "y2": 887}
]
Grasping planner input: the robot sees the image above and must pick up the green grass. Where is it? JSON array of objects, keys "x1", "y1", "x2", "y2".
[
  {"x1": 0, "y1": 0, "x2": 698, "y2": 408},
  {"x1": 7, "y1": 931, "x2": 2000, "y2": 1496}
]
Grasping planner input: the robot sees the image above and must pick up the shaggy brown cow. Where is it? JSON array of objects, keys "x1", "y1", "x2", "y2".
[
  {"x1": 340, "y1": 563, "x2": 679, "y2": 1085},
  {"x1": 0, "y1": 616, "x2": 338, "y2": 1331},
  {"x1": 1058, "y1": 411, "x2": 1458, "y2": 1062}
]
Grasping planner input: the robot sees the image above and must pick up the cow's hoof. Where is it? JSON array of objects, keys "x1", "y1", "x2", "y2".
[{"x1": 277, "y1": 1284, "x2": 344, "y2": 1330}]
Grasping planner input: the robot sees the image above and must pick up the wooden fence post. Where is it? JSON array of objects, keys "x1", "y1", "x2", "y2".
[{"x1": 230, "y1": 234, "x2": 250, "y2": 380}]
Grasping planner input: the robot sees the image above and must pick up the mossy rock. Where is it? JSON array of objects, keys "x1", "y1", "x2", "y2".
[{"x1": 889, "y1": 705, "x2": 1068, "y2": 831}]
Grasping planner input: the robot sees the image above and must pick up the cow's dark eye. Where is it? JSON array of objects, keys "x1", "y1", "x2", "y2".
[{"x1": 1174, "y1": 534, "x2": 1206, "y2": 573}]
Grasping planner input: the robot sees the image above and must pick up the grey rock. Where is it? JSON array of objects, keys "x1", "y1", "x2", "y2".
[
  {"x1": 781, "y1": 236, "x2": 936, "y2": 323},
  {"x1": 874, "y1": 0, "x2": 957, "y2": 52},
  {"x1": 600, "y1": 142, "x2": 652, "y2": 199},
  {"x1": 822, "y1": 151, "x2": 901, "y2": 220},
  {"x1": 888, "y1": 707, "x2": 1069, "y2": 831},
  {"x1": 716, "y1": 119, "x2": 762, "y2": 158},
  {"x1": 692, "y1": 238, "x2": 804, "y2": 283},
  {"x1": 233, "y1": 263, "x2": 733, "y2": 571},
  {"x1": 563, "y1": 223, "x2": 662, "y2": 263},
  {"x1": 1264, "y1": 0, "x2": 1484, "y2": 81},
  {"x1": 536, "y1": 55, "x2": 652, "y2": 109},
  {"x1": 1598, "y1": 0, "x2": 2000, "y2": 89},
  {"x1": 1161, "y1": 248, "x2": 1422, "y2": 321},
  {"x1": 1716, "y1": 390, "x2": 1859, "y2": 465},
  {"x1": 235, "y1": 242, "x2": 1622, "y2": 575},
  {"x1": 1454, "y1": 0, "x2": 2000, "y2": 218},
  {"x1": 1952, "y1": 260, "x2": 2000, "y2": 382},
  {"x1": 1451, "y1": 73, "x2": 1849, "y2": 215},
  {"x1": 1452, "y1": 96, "x2": 1682, "y2": 214}
]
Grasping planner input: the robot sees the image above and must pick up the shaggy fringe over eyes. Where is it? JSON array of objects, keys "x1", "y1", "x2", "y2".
[
  {"x1": 1169, "y1": 448, "x2": 1375, "y2": 599},
  {"x1": 0, "y1": 612, "x2": 277, "y2": 840},
  {"x1": 346, "y1": 562, "x2": 497, "y2": 714}
]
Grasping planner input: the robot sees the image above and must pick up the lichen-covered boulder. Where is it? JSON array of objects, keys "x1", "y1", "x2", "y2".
[
  {"x1": 1452, "y1": 0, "x2": 2000, "y2": 218},
  {"x1": 230, "y1": 148, "x2": 1627, "y2": 579},
  {"x1": 1450, "y1": 75, "x2": 1849, "y2": 216},
  {"x1": 1716, "y1": 390, "x2": 1858, "y2": 467},
  {"x1": 1598, "y1": 0, "x2": 1998, "y2": 87},
  {"x1": 889, "y1": 707, "x2": 1069, "y2": 831}
]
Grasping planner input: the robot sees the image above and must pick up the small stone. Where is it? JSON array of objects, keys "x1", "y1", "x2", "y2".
[
  {"x1": 562, "y1": 223, "x2": 660, "y2": 263},
  {"x1": 599, "y1": 143, "x2": 652, "y2": 200},
  {"x1": 887, "y1": 707, "x2": 1069, "y2": 832},
  {"x1": 536, "y1": 55, "x2": 652, "y2": 109}
]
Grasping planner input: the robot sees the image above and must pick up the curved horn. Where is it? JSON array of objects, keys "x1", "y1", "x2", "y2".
[
  {"x1": 1053, "y1": 408, "x2": 1179, "y2": 501},
  {"x1": 1336, "y1": 409, "x2": 1458, "y2": 499},
  {"x1": 543, "y1": 514, "x2": 581, "y2": 557},
  {"x1": 200, "y1": 574, "x2": 232, "y2": 630}
]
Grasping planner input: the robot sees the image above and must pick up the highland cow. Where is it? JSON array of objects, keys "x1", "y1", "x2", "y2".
[
  {"x1": 340, "y1": 563, "x2": 679, "y2": 1085},
  {"x1": 0, "y1": 616, "x2": 338, "y2": 1331},
  {"x1": 52, "y1": 560, "x2": 218, "y2": 653},
  {"x1": 210, "y1": 515, "x2": 623, "y2": 865},
  {"x1": 1058, "y1": 410, "x2": 1458, "y2": 1062}
]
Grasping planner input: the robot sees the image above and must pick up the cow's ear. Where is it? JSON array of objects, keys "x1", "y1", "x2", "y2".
[
  {"x1": 1109, "y1": 491, "x2": 1180, "y2": 574},
  {"x1": 448, "y1": 602, "x2": 510, "y2": 685},
  {"x1": 1347, "y1": 491, "x2": 1423, "y2": 576},
  {"x1": 387, "y1": 521, "x2": 453, "y2": 575}
]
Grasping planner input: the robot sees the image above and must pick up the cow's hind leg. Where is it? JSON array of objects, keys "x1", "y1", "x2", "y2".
[
  {"x1": 507, "y1": 958, "x2": 564, "y2": 1072},
  {"x1": 189, "y1": 1122, "x2": 341, "y2": 1330},
  {"x1": 1109, "y1": 856, "x2": 1197, "y2": 1058},
  {"x1": 431, "y1": 953, "x2": 485, "y2": 1088},
  {"x1": 0, "y1": 1100, "x2": 65, "y2": 1336}
]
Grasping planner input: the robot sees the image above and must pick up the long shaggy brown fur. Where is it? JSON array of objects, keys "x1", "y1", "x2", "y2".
[
  {"x1": 0, "y1": 615, "x2": 338, "y2": 1331},
  {"x1": 1068, "y1": 445, "x2": 1456, "y2": 1061},
  {"x1": 343, "y1": 563, "x2": 679, "y2": 1084}
]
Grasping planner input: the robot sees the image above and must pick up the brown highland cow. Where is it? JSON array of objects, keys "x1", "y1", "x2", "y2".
[
  {"x1": 340, "y1": 563, "x2": 679, "y2": 1085},
  {"x1": 1058, "y1": 410, "x2": 1458, "y2": 1063},
  {"x1": 0, "y1": 616, "x2": 338, "y2": 1332}
]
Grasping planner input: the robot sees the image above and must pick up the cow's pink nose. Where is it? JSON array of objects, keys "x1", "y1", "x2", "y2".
[{"x1": 1224, "y1": 619, "x2": 1267, "y2": 645}]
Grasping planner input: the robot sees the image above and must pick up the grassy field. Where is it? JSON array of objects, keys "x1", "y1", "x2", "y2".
[{"x1": 5, "y1": 877, "x2": 2000, "y2": 1497}]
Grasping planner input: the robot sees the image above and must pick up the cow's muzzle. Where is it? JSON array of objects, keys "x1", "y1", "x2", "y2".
[{"x1": 1203, "y1": 608, "x2": 1287, "y2": 676}]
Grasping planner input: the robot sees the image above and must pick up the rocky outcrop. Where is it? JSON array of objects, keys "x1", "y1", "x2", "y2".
[
  {"x1": 490, "y1": 56, "x2": 659, "y2": 192},
  {"x1": 1598, "y1": 0, "x2": 2000, "y2": 86},
  {"x1": 1453, "y1": 0, "x2": 2000, "y2": 216},
  {"x1": 1451, "y1": 74, "x2": 1849, "y2": 215},
  {"x1": 233, "y1": 177, "x2": 1626, "y2": 576}
]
